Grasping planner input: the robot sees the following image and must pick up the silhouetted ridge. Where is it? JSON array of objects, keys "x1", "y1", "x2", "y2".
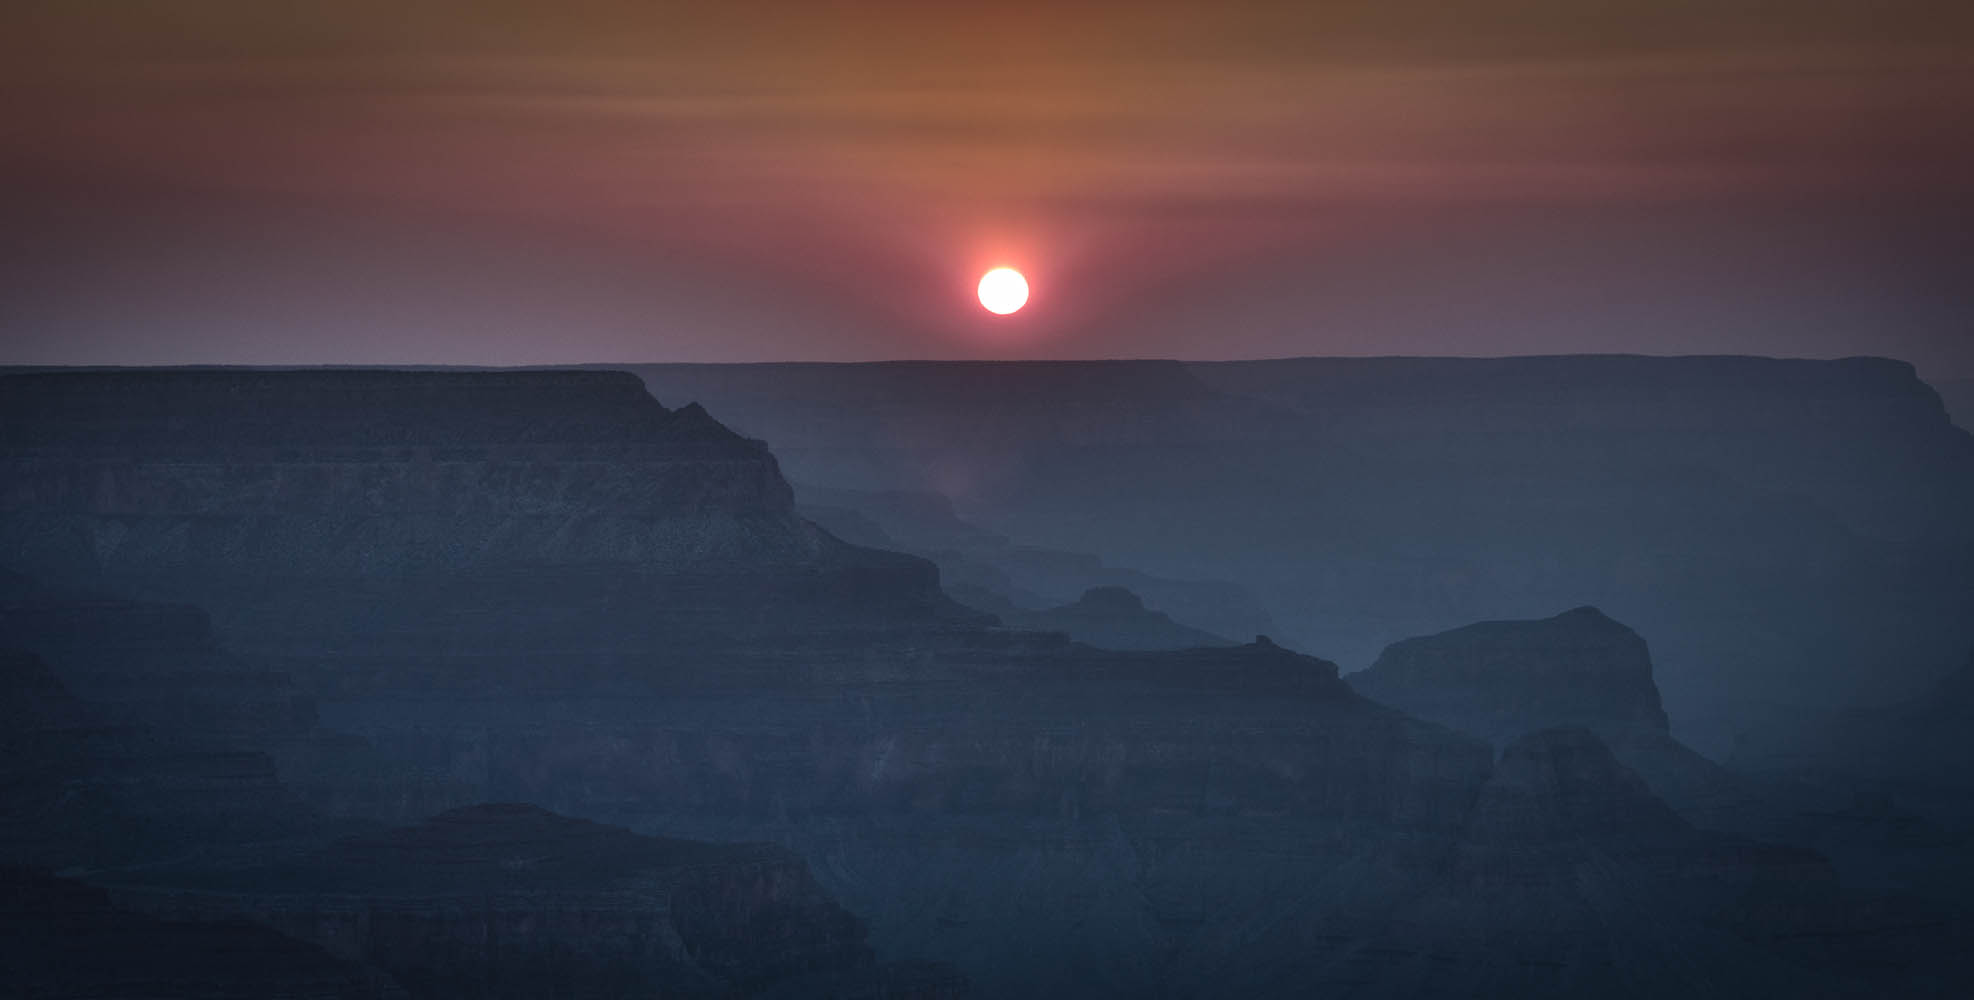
[
  {"x1": 796, "y1": 482, "x2": 1285, "y2": 646},
  {"x1": 1351, "y1": 606, "x2": 1669, "y2": 741},
  {"x1": 662, "y1": 400, "x2": 753, "y2": 443},
  {"x1": 1001, "y1": 585, "x2": 1237, "y2": 651},
  {"x1": 1071, "y1": 585, "x2": 1144, "y2": 612},
  {"x1": 635, "y1": 355, "x2": 1974, "y2": 758}
]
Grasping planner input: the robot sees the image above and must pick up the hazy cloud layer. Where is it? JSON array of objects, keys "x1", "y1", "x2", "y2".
[{"x1": 4, "y1": 1, "x2": 1970, "y2": 371}]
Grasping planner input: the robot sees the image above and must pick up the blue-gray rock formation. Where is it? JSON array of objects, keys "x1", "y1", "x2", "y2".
[
  {"x1": 1348, "y1": 607, "x2": 1777, "y2": 838},
  {"x1": 5, "y1": 367, "x2": 1967, "y2": 997},
  {"x1": 796, "y1": 483, "x2": 1282, "y2": 645},
  {"x1": 0, "y1": 867, "x2": 402, "y2": 999},
  {"x1": 1349, "y1": 606, "x2": 1668, "y2": 740},
  {"x1": 632, "y1": 356, "x2": 1974, "y2": 758}
]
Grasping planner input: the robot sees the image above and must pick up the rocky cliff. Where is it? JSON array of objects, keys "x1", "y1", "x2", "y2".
[
  {"x1": 8, "y1": 367, "x2": 1965, "y2": 996},
  {"x1": 0, "y1": 370, "x2": 976, "y2": 693}
]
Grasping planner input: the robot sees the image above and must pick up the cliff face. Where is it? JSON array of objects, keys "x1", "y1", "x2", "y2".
[
  {"x1": 441, "y1": 638, "x2": 1487, "y2": 833},
  {"x1": 104, "y1": 804, "x2": 944, "y2": 1000},
  {"x1": 1347, "y1": 608, "x2": 1782, "y2": 838},
  {"x1": 302, "y1": 638, "x2": 1497, "y2": 997},
  {"x1": 0, "y1": 370, "x2": 973, "y2": 680}
]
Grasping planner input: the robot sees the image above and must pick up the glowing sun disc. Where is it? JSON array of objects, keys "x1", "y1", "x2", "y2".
[{"x1": 977, "y1": 267, "x2": 1029, "y2": 315}]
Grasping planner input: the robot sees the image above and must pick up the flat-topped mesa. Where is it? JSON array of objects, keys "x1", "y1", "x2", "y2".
[
  {"x1": 1350, "y1": 606, "x2": 1669, "y2": 746},
  {"x1": 1345, "y1": 608, "x2": 1795, "y2": 838},
  {"x1": 0, "y1": 369, "x2": 973, "y2": 652}
]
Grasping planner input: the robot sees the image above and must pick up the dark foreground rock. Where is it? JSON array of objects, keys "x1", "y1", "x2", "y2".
[
  {"x1": 0, "y1": 866, "x2": 401, "y2": 999},
  {"x1": 1292, "y1": 729, "x2": 1972, "y2": 999},
  {"x1": 104, "y1": 804, "x2": 961, "y2": 999}
]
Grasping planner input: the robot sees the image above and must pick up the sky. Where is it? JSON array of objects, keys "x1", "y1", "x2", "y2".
[{"x1": 3, "y1": 1, "x2": 1971, "y2": 376}]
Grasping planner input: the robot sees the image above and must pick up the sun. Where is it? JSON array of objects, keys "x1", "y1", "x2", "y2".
[{"x1": 976, "y1": 267, "x2": 1029, "y2": 315}]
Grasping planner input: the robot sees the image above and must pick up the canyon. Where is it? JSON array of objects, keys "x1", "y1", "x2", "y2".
[{"x1": 3, "y1": 367, "x2": 1970, "y2": 996}]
